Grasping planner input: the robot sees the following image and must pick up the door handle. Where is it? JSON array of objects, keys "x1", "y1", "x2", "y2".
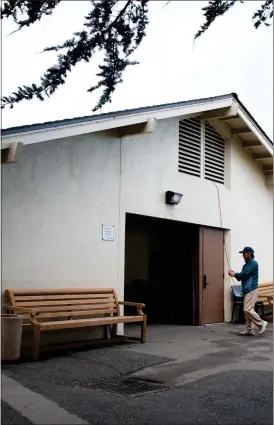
[{"x1": 203, "y1": 274, "x2": 210, "y2": 289}]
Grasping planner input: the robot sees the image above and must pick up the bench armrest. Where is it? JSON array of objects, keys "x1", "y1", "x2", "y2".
[
  {"x1": 119, "y1": 301, "x2": 145, "y2": 316},
  {"x1": 119, "y1": 301, "x2": 145, "y2": 308},
  {"x1": 4, "y1": 306, "x2": 33, "y2": 313},
  {"x1": 267, "y1": 296, "x2": 273, "y2": 305},
  {"x1": 4, "y1": 306, "x2": 37, "y2": 316}
]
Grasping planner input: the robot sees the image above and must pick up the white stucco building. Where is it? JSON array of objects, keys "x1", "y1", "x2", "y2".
[{"x1": 2, "y1": 93, "x2": 273, "y2": 326}]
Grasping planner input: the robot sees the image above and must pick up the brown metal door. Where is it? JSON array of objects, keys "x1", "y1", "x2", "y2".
[{"x1": 200, "y1": 227, "x2": 224, "y2": 324}]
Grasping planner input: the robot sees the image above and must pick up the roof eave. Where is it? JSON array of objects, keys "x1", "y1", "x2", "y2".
[{"x1": 1, "y1": 96, "x2": 235, "y2": 148}]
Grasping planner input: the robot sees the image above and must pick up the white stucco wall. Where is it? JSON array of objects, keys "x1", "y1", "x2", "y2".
[
  {"x1": 2, "y1": 118, "x2": 273, "y2": 323},
  {"x1": 229, "y1": 138, "x2": 273, "y2": 280},
  {"x1": 2, "y1": 132, "x2": 121, "y2": 291}
]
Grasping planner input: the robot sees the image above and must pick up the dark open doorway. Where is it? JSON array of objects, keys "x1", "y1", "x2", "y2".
[{"x1": 124, "y1": 213, "x2": 199, "y2": 325}]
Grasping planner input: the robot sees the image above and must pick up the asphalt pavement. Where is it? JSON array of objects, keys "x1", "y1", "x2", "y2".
[{"x1": 2, "y1": 323, "x2": 273, "y2": 425}]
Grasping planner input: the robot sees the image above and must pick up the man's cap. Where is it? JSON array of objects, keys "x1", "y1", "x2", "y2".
[{"x1": 239, "y1": 246, "x2": 254, "y2": 255}]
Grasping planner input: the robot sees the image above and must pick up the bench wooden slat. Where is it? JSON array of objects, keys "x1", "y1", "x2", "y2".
[
  {"x1": 256, "y1": 282, "x2": 273, "y2": 311},
  {"x1": 36, "y1": 308, "x2": 118, "y2": 319},
  {"x1": 40, "y1": 315, "x2": 144, "y2": 331},
  {"x1": 13, "y1": 304, "x2": 117, "y2": 313},
  {"x1": 258, "y1": 282, "x2": 273, "y2": 289},
  {"x1": 258, "y1": 298, "x2": 272, "y2": 303},
  {"x1": 17, "y1": 299, "x2": 116, "y2": 307},
  {"x1": 15, "y1": 294, "x2": 115, "y2": 301},
  {"x1": 5, "y1": 309, "x2": 117, "y2": 321},
  {"x1": 258, "y1": 282, "x2": 273, "y2": 308},
  {"x1": 7, "y1": 288, "x2": 115, "y2": 295}
]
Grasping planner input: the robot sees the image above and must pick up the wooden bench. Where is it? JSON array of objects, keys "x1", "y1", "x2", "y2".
[
  {"x1": 4, "y1": 288, "x2": 147, "y2": 360},
  {"x1": 256, "y1": 282, "x2": 273, "y2": 319}
]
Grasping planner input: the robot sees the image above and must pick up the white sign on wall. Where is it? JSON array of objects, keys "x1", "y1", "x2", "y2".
[{"x1": 102, "y1": 225, "x2": 114, "y2": 241}]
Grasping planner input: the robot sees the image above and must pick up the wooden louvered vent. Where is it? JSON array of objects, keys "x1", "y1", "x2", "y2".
[
  {"x1": 178, "y1": 117, "x2": 201, "y2": 177},
  {"x1": 204, "y1": 121, "x2": 225, "y2": 184}
]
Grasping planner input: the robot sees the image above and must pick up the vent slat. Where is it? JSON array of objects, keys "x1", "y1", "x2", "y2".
[
  {"x1": 179, "y1": 143, "x2": 201, "y2": 153},
  {"x1": 205, "y1": 154, "x2": 225, "y2": 167},
  {"x1": 204, "y1": 134, "x2": 225, "y2": 148},
  {"x1": 204, "y1": 125, "x2": 224, "y2": 141},
  {"x1": 179, "y1": 163, "x2": 201, "y2": 176},
  {"x1": 205, "y1": 139, "x2": 225, "y2": 153},
  {"x1": 205, "y1": 176, "x2": 224, "y2": 184},
  {"x1": 178, "y1": 118, "x2": 201, "y2": 176},
  {"x1": 204, "y1": 122, "x2": 225, "y2": 184},
  {"x1": 179, "y1": 141, "x2": 201, "y2": 149},
  {"x1": 205, "y1": 173, "x2": 224, "y2": 182},
  {"x1": 181, "y1": 117, "x2": 201, "y2": 126},
  {"x1": 205, "y1": 167, "x2": 224, "y2": 177},
  {"x1": 179, "y1": 132, "x2": 200, "y2": 145},
  {"x1": 205, "y1": 173, "x2": 224, "y2": 183},
  {"x1": 179, "y1": 158, "x2": 201, "y2": 168},
  {"x1": 205, "y1": 152, "x2": 225, "y2": 164},
  {"x1": 179, "y1": 144, "x2": 201, "y2": 155},
  {"x1": 179, "y1": 151, "x2": 201, "y2": 163},
  {"x1": 179, "y1": 169, "x2": 200, "y2": 177},
  {"x1": 179, "y1": 119, "x2": 201, "y2": 131},
  {"x1": 205, "y1": 122, "x2": 224, "y2": 135},
  {"x1": 179, "y1": 125, "x2": 200, "y2": 137},
  {"x1": 205, "y1": 163, "x2": 225, "y2": 175},
  {"x1": 205, "y1": 144, "x2": 225, "y2": 157}
]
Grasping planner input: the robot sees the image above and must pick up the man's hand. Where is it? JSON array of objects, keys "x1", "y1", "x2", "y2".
[{"x1": 228, "y1": 270, "x2": 236, "y2": 277}]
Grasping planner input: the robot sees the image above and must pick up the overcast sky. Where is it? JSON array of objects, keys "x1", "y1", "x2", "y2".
[{"x1": 2, "y1": 1, "x2": 273, "y2": 137}]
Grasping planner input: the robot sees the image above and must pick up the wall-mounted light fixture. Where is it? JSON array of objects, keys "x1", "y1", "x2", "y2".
[{"x1": 165, "y1": 191, "x2": 183, "y2": 205}]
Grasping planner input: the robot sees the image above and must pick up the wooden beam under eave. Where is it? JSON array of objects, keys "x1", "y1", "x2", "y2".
[
  {"x1": 265, "y1": 173, "x2": 273, "y2": 186},
  {"x1": 242, "y1": 141, "x2": 261, "y2": 148},
  {"x1": 1, "y1": 142, "x2": 23, "y2": 164},
  {"x1": 252, "y1": 153, "x2": 272, "y2": 160},
  {"x1": 262, "y1": 164, "x2": 273, "y2": 173},
  {"x1": 202, "y1": 103, "x2": 238, "y2": 120},
  {"x1": 219, "y1": 115, "x2": 239, "y2": 122},
  {"x1": 116, "y1": 118, "x2": 157, "y2": 138},
  {"x1": 231, "y1": 128, "x2": 252, "y2": 135}
]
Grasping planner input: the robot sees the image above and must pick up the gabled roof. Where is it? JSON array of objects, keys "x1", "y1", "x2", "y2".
[
  {"x1": 1, "y1": 93, "x2": 272, "y2": 176},
  {"x1": 1, "y1": 93, "x2": 272, "y2": 145}
]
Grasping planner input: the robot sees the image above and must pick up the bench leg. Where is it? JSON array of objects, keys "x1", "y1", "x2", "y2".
[
  {"x1": 112, "y1": 324, "x2": 118, "y2": 338},
  {"x1": 261, "y1": 304, "x2": 265, "y2": 321},
  {"x1": 104, "y1": 325, "x2": 109, "y2": 339},
  {"x1": 231, "y1": 302, "x2": 235, "y2": 323},
  {"x1": 32, "y1": 326, "x2": 41, "y2": 361},
  {"x1": 141, "y1": 316, "x2": 147, "y2": 343}
]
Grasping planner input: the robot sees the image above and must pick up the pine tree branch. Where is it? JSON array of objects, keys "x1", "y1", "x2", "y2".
[
  {"x1": 194, "y1": 0, "x2": 240, "y2": 40},
  {"x1": 253, "y1": 0, "x2": 273, "y2": 29},
  {"x1": 1, "y1": 0, "x2": 272, "y2": 113},
  {"x1": 194, "y1": 0, "x2": 273, "y2": 41},
  {"x1": 1, "y1": 0, "x2": 149, "y2": 111},
  {"x1": 1, "y1": 0, "x2": 62, "y2": 30}
]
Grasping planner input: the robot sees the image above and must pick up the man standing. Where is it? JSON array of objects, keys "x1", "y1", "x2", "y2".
[{"x1": 229, "y1": 247, "x2": 268, "y2": 336}]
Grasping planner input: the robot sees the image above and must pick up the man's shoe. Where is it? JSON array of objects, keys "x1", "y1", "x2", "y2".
[
  {"x1": 259, "y1": 320, "x2": 268, "y2": 335},
  {"x1": 239, "y1": 329, "x2": 255, "y2": 336}
]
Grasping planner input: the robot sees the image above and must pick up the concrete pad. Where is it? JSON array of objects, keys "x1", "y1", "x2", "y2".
[
  {"x1": 125, "y1": 323, "x2": 273, "y2": 385},
  {"x1": 2, "y1": 374, "x2": 88, "y2": 424}
]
